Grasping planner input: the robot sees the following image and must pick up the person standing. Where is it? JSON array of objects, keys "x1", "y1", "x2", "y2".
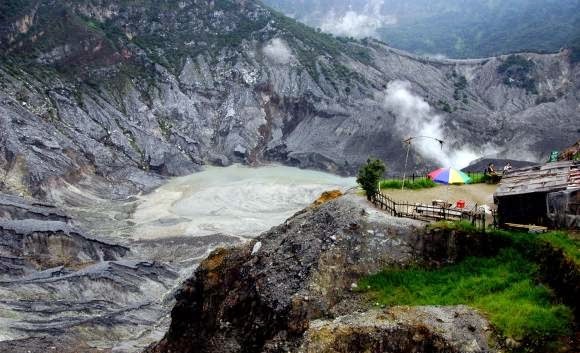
[{"x1": 503, "y1": 162, "x2": 512, "y2": 175}]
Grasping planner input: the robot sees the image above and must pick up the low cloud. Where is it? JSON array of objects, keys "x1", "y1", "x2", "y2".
[
  {"x1": 382, "y1": 80, "x2": 482, "y2": 169},
  {"x1": 263, "y1": 38, "x2": 293, "y2": 64},
  {"x1": 321, "y1": 11, "x2": 383, "y2": 38},
  {"x1": 319, "y1": 0, "x2": 396, "y2": 39}
]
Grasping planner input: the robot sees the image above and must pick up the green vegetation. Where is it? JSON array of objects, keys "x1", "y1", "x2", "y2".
[
  {"x1": 379, "y1": 178, "x2": 436, "y2": 190},
  {"x1": 428, "y1": 220, "x2": 478, "y2": 232},
  {"x1": 436, "y1": 99, "x2": 454, "y2": 113},
  {"x1": 157, "y1": 117, "x2": 173, "y2": 140},
  {"x1": 0, "y1": 0, "x2": 34, "y2": 22},
  {"x1": 452, "y1": 72, "x2": 468, "y2": 102},
  {"x1": 497, "y1": 55, "x2": 537, "y2": 94},
  {"x1": 359, "y1": 221, "x2": 578, "y2": 350},
  {"x1": 266, "y1": 0, "x2": 580, "y2": 59},
  {"x1": 538, "y1": 231, "x2": 580, "y2": 265},
  {"x1": 467, "y1": 172, "x2": 486, "y2": 184},
  {"x1": 432, "y1": 221, "x2": 580, "y2": 266},
  {"x1": 357, "y1": 158, "x2": 386, "y2": 200},
  {"x1": 268, "y1": 9, "x2": 372, "y2": 83},
  {"x1": 359, "y1": 249, "x2": 572, "y2": 344},
  {"x1": 271, "y1": 10, "x2": 372, "y2": 64},
  {"x1": 492, "y1": 229, "x2": 580, "y2": 266}
]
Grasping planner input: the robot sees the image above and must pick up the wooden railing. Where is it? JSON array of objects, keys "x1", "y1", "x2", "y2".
[{"x1": 370, "y1": 190, "x2": 487, "y2": 230}]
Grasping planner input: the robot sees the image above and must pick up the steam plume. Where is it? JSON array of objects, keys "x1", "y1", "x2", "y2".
[
  {"x1": 263, "y1": 38, "x2": 294, "y2": 64},
  {"x1": 382, "y1": 80, "x2": 480, "y2": 169}
]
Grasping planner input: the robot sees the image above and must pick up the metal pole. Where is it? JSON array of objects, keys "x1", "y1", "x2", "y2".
[{"x1": 402, "y1": 141, "x2": 411, "y2": 190}]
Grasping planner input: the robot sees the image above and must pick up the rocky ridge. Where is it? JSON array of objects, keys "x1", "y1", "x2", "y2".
[
  {"x1": 147, "y1": 194, "x2": 497, "y2": 353},
  {"x1": 0, "y1": 0, "x2": 578, "y2": 201}
]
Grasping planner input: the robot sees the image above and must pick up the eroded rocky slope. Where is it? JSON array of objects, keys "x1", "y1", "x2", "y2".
[
  {"x1": 0, "y1": 1, "x2": 578, "y2": 351},
  {"x1": 0, "y1": 0, "x2": 578, "y2": 200},
  {"x1": 146, "y1": 192, "x2": 580, "y2": 353},
  {"x1": 0, "y1": 193, "x2": 183, "y2": 352},
  {"x1": 146, "y1": 193, "x2": 496, "y2": 353}
]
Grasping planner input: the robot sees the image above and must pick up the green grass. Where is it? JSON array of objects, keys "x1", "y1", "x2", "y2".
[
  {"x1": 466, "y1": 172, "x2": 487, "y2": 184},
  {"x1": 429, "y1": 220, "x2": 478, "y2": 232},
  {"x1": 358, "y1": 248, "x2": 573, "y2": 344},
  {"x1": 379, "y1": 178, "x2": 437, "y2": 190},
  {"x1": 431, "y1": 221, "x2": 580, "y2": 265},
  {"x1": 538, "y1": 232, "x2": 580, "y2": 265},
  {"x1": 497, "y1": 229, "x2": 580, "y2": 266}
]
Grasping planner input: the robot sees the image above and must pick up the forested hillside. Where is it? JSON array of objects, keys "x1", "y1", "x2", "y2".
[{"x1": 264, "y1": 0, "x2": 580, "y2": 58}]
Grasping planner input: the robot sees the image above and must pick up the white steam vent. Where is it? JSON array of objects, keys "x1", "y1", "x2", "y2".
[
  {"x1": 263, "y1": 38, "x2": 294, "y2": 64},
  {"x1": 382, "y1": 80, "x2": 481, "y2": 169}
]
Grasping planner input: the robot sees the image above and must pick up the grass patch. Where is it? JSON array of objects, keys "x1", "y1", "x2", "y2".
[
  {"x1": 380, "y1": 178, "x2": 437, "y2": 190},
  {"x1": 538, "y1": 231, "x2": 580, "y2": 265},
  {"x1": 428, "y1": 220, "x2": 478, "y2": 232},
  {"x1": 466, "y1": 172, "x2": 487, "y2": 184},
  {"x1": 432, "y1": 221, "x2": 580, "y2": 265},
  {"x1": 358, "y1": 248, "x2": 573, "y2": 345}
]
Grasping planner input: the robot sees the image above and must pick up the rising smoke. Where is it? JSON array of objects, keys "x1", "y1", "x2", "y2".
[
  {"x1": 382, "y1": 80, "x2": 483, "y2": 169},
  {"x1": 320, "y1": 0, "x2": 396, "y2": 39}
]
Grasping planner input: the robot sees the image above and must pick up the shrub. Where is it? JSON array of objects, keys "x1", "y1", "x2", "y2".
[
  {"x1": 357, "y1": 158, "x2": 386, "y2": 200},
  {"x1": 437, "y1": 99, "x2": 453, "y2": 113}
]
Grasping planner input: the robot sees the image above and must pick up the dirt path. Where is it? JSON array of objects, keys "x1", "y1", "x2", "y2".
[{"x1": 380, "y1": 183, "x2": 498, "y2": 207}]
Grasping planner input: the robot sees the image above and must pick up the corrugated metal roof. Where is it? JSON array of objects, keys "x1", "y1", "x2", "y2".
[{"x1": 495, "y1": 161, "x2": 580, "y2": 197}]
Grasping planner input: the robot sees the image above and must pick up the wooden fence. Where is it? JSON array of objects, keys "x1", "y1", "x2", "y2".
[{"x1": 370, "y1": 190, "x2": 487, "y2": 230}]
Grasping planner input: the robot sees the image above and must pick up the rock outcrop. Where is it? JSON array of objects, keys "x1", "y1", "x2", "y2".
[
  {"x1": 0, "y1": 194, "x2": 127, "y2": 274},
  {"x1": 147, "y1": 194, "x2": 494, "y2": 353},
  {"x1": 300, "y1": 306, "x2": 491, "y2": 353}
]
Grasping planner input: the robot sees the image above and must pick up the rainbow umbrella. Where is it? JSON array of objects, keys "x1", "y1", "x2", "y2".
[{"x1": 428, "y1": 167, "x2": 472, "y2": 185}]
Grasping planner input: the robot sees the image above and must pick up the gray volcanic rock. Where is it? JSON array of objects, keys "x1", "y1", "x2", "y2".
[
  {"x1": 461, "y1": 158, "x2": 538, "y2": 173},
  {"x1": 0, "y1": 0, "x2": 578, "y2": 200},
  {"x1": 0, "y1": 193, "x2": 126, "y2": 276},
  {"x1": 0, "y1": 219, "x2": 128, "y2": 273},
  {"x1": 300, "y1": 306, "x2": 492, "y2": 353},
  {"x1": 0, "y1": 260, "x2": 179, "y2": 350},
  {"x1": 0, "y1": 1, "x2": 578, "y2": 351},
  {"x1": 0, "y1": 192, "x2": 181, "y2": 351},
  {"x1": 146, "y1": 194, "x2": 496, "y2": 353},
  {"x1": 0, "y1": 193, "x2": 69, "y2": 222}
]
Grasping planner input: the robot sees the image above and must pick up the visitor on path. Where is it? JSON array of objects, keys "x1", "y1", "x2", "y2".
[
  {"x1": 503, "y1": 162, "x2": 513, "y2": 175},
  {"x1": 485, "y1": 163, "x2": 501, "y2": 183},
  {"x1": 486, "y1": 163, "x2": 497, "y2": 176}
]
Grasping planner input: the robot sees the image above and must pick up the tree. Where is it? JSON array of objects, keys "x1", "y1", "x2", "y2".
[{"x1": 357, "y1": 158, "x2": 386, "y2": 200}]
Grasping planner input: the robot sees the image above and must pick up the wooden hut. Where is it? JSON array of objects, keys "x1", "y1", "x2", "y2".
[{"x1": 494, "y1": 161, "x2": 580, "y2": 229}]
